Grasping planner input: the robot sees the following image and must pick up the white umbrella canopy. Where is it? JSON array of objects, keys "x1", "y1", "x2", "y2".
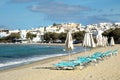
[
  {"x1": 102, "y1": 36, "x2": 106, "y2": 47},
  {"x1": 96, "y1": 35, "x2": 103, "y2": 47},
  {"x1": 102, "y1": 36, "x2": 108, "y2": 47},
  {"x1": 110, "y1": 37, "x2": 115, "y2": 46},
  {"x1": 65, "y1": 31, "x2": 74, "y2": 61},
  {"x1": 83, "y1": 28, "x2": 90, "y2": 47},
  {"x1": 83, "y1": 32, "x2": 96, "y2": 48},
  {"x1": 96, "y1": 29, "x2": 104, "y2": 47},
  {"x1": 82, "y1": 31, "x2": 96, "y2": 56},
  {"x1": 90, "y1": 33, "x2": 96, "y2": 48},
  {"x1": 65, "y1": 31, "x2": 74, "y2": 50},
  {"x1": 82, "y1": 32, "x2": 90, "y2": 55},
  {"x1": 83, "y1": 32, "x2": 91, "y2": 47},
  {"x1": 105, "y1": 37, "x2": 109, "y2": 46}
]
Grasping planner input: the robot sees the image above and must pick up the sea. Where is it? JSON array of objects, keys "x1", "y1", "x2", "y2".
[{"x1": 0, "y1": 44, "x2": 90, "y2": 70}]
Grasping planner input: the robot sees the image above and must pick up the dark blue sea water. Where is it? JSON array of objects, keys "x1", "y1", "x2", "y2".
[{"x1": 0, "y1": 44, "x2": 90, "y2": 70}]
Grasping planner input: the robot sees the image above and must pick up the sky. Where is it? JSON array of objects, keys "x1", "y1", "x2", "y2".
[{"x1": 0, "y1": 0, "x2": 120, "y2": 30}]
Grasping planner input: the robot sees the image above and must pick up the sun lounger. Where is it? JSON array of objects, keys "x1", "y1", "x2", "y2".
[
  {"x1": 54, "y1": 50, "x2": 119, "y2": 70},
  {"x1": 112, "y1": 49, "x2": 118, "y2": 55},
  {"x1": 54, "y1": 61, "x2": 78, "y2": 70},
  {"x1": 101, "y1": 50, "x2": 112, "y2": 57}
]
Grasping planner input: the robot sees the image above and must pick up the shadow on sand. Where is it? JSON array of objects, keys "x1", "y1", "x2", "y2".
[{"x1": 32, "y1": 66, "x2": 56, "y2": 70}]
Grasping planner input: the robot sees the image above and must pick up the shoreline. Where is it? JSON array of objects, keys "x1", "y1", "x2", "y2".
[
  {"x1": 0, "y1": 45, "x2": 112, "y2": 72},
  {"x1": 0, "y1": 44, "x2": 85, "y2": 72},
  {"x1": 0, "y1": 42, "x2": 82, "y2": 46},
  {"x1": 0, "y1": 44, "x2": 120, "y2": 80},
  {"x1": 0, "y1": 43, "x2": 84, "y2": 71},
  {"x1": 0, "y1": 52, "x2": 71, "y2": 72},
  {"x1": 0, "y1": 54, "x2": 66, "y2": 73}
]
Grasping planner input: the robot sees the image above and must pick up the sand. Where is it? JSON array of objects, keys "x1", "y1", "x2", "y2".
[{"x1": 0, "y1": 44, "x2": 120, "y2": 80}]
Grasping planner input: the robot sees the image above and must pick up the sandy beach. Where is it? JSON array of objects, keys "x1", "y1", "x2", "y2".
[{"x1": 0, "y1": 44, "x2": 120, "y2": 80}]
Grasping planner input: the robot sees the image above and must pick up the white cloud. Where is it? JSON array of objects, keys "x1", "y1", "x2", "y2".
[{"x1": 29, "y1": 2, "x2": 91, "y2": 15}]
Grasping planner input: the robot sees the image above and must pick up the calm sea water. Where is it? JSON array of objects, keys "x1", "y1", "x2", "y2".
[{"x1": 0, "y1": 44, "x2": 90, "y2": 70}]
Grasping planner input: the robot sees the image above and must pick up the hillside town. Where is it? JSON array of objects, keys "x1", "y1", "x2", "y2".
[{"x1": 0, "y1": 22, "x2": 120, "y2": 43}]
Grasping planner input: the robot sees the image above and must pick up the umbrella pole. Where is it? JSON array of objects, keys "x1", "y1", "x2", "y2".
[
  {"x1": 69, "y1": 50, "x2": 71, "y2": 61},
  {"x1": 85, "y1": 46, "x2": 86, "y2": 56}
]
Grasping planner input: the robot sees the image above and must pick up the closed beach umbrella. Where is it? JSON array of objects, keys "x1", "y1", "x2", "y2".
[
  {"x1": 82, "y1": 31, "x2": 96, "y2": 55},
  {"x1": 96, "y1": 30, "x2": 103, "y2": 47},
  {"x1": 90, "y1": 33, "x2": 96, "y2": 48},
  {"x1": 83, "y1": 32, "x2": 91, "y2": 47},
  {"x1": 96, "y1": 35, "x2": 103, "y2": 47},
  {"x1": 110, "y1": 37, "x2": 115, "y2": 46},
  {"x1": 105, "y1": 37, "x2": 109, "y2": 46},
  {"x1": 65, "y1": 31, "x2": 74, "y2": 61},
  {"x1": 83, "y1": 32, "x2": 96, "y2": 48},
  {"x1": 102, "y1": 36, "x2": 106, "y2": 47},
  {"x1": 102, "y1": 36, "x2": 108, "y2": 47}
]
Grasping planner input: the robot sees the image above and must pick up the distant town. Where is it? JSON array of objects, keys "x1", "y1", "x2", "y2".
[{"x1": 0, "y1": 22, "x2": 120, "y2": 43}]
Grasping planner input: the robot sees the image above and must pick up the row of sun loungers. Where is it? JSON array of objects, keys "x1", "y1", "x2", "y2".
[{"x1": 54, "y1": 49, "x2": 118, "y2": 70}]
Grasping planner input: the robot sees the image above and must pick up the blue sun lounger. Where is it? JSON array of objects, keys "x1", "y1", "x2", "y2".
[
  {"x1": 112, "y1": 49, "x2": 118, "y2": 55},
  {"x1": 54, "y1": 61, "x2": 78, "y2": 70},
  {"x1": 54, "y1": 50, "x2": 119, "y2": 70},
  {"x1": 76, "y1": 57, "x2": 92, "y2": 66},
  {"x1": 99, "y1": 50, "x2": 112, "y2": 58}
]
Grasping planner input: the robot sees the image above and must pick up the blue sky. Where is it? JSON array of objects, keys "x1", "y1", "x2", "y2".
[{"x1": 0, "y1": 0, "x2": 120, "y2": 29}]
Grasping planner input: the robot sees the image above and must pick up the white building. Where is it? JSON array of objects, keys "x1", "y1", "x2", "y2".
[
  {"x1": 32, "y1": 32, "x2": 42, "y2": 43},
  {"x1": 20, "y1": 30, "x2": 27, "y2": 40},
  {"x1": 0, "y1": 29, "x2": 9, "y2": 38},
  {"x1": 9, "y1": 30, "x2": 20, "y2": 34},
  {"x1": 114, "y1": 22, "x2": 120, "y2": 28}
]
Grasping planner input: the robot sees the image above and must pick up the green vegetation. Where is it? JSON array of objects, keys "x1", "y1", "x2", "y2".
[
  {"x1": 0, "y1": 31, "x2": 85, "y2": 43},
  {"x1": 0, "y1": 33, "x2": 20, "y2": 43},
  {"x1": 7, "y1": 33, "x2": 20, "y2": 39},
  {"x1": 44, "y1": 31, "x2": 85, "y2": 43},
  {"x1": 102, "y1": 28, "x2": 120, "y2": 43},
  {"x1": 44, "y1": 32, "x2": 59, "y2": 43},
  {"x1": 73, "y1": 31, "x2": 85, "y2": 42},
  {"x1": 26, "y1": 32, "x2": 36, "y2": 40},
  {"x1": 58, "y1": 32, "x2": 67, "y2": 43}
]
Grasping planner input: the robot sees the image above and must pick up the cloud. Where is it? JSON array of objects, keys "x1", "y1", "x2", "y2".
[
  {"x1": 12, "y1": 0, "x2": 111, "y2": 25},
  {"x1": 10, "y1": 0, "x2": 55, "y2": 3},
  {"x1": 27, "y1": 2, "x2": 92, "y2": 23},
  {"x1": 29, "y1": 2, "x2": 91, "y2": 15},
  {"x1": 78, "y1": 15, "x2": 113, "y2": 25},
  {"x1": 44, "y1": 14, "x2": 113, "y2": 25},
  {"x1": 11, "y1": 0, "x2": 33, "y2": 3},
  {"x1": 10, "y1": 0, "x2": 95, "y2": 24},
  {"x1": 98, "y1": 9, "x2": 103, "y2": 12},
  {"x1": 110, "y1": 9, "x2": 114, "y2": 12},
  {"x1": 101, "y1": 13, "x2": 120, "y2": 17}
]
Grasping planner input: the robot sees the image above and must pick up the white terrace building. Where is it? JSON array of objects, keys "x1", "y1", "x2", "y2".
[
  {"x1": 98, "y1": 22, "x2": 113, "y2": 31},
  {"x1": 114, "y1": 22, "x2": 120, "y2": 28},
  {"x1": 0, "y1": 29, "x2": 9, "y2": 38},
  {"x1": 20, "y1": 30, "x2": 28, "y2": 40}
]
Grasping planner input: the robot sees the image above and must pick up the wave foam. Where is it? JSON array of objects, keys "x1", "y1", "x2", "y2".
[{"x1": 0, "y1": 54, "x2": 66, "y2": 69}]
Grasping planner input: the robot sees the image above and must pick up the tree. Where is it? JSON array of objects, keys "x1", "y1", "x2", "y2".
[
  {"x1": 102, "y1": 28, "x2": 120, "y2": 43},
  {"x1": 26, "y1": 32, "x2": 36, "y2": 40},
  {"x1": 102, "y1": 28, "x2": 114, "y2": 37},
  {"x1": 58, "y1": 32, "x2": 67, "y2": 43},
  {"x1": 53, "y1": 23, "x2": 57, "y2": 26},
  {"x1": 44, "y1": 32, "x2": 51, "y2": 42},
  {"x1": 44, "y1": 32, "x2": 59, "y2": 43},
  {"x1": 0, "y1": 37, "x2": 9, "y2": 42},
  {"x1": 7, "y1": 33, "x2": 20, "y2": 40},
  {"x1": 53, "y1": 23, "x2": 60, "y2": 26},
  {"x1": 73, "y1": 31, "x2": 85, "y2": 42},
  {"x1": 50, "y1": 32, "x2": 59, "y2": 42},
  {"x1": 111, "y1": 28, "x2": 120, "y2": 43},
  {"x1": 112, "y1": 28, "x2": 120, "y2": 37}
]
